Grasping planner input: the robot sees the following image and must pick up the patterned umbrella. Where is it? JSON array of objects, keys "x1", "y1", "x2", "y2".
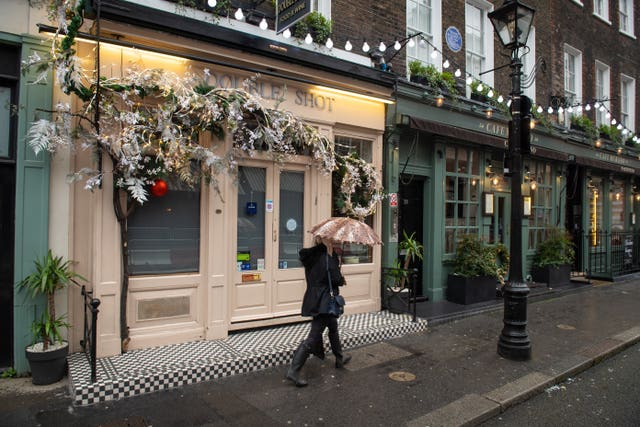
[{"x1": 308, "y1": 217, "x2": 382, "y2": 246}]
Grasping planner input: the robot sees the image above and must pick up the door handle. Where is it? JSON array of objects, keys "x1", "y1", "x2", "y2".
[{"x1": 273, "y1": 228, "x2": 277, "y2": 242}]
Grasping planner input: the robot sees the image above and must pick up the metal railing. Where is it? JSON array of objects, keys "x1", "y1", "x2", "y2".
[
  {"x1": 381, "y1": 267, "x2": 418, "y2": 322},
  {"x1": 584, "y1": 231, "x2": 640, "y2": 280},
  {"x1": 80, "y1": 285, "x2": 101, "y2": 383}
]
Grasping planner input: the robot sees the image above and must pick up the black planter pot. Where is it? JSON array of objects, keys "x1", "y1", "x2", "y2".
[
  {"x1": 25, "y1": 342, "x2": 69, "y2": 385},
  {"x1": 531, "y1": 264, "x2": 571, "y2": 287},
  {"x1": 447, "y1": 274, "x2": 498, "y2": 305}
]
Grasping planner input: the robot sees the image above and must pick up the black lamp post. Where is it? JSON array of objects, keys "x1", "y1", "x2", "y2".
[{"x1": 489, "y1": 0, "x2": 535, "y2": 361}]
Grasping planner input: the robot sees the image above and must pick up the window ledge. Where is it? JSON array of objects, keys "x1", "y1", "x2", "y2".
[
  {"x1": 571, "y1": 0, "x2": 583, "y2": 6},
  {"x1": 592, "y1": 13, "x2": 612, "y2": 26},
  {"x1": 620, "y1": 30, "x2": 637, "y2": 40}
]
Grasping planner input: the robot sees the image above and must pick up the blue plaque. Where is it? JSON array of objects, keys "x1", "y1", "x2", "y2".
[{"x1": 445, "y1": 26, "x2": 463, "y2": 53}]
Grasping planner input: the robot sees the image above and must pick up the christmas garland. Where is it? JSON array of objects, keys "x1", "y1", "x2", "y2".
[{"x1": 333, "y1": 153, "x2": 384, "y2": 220}]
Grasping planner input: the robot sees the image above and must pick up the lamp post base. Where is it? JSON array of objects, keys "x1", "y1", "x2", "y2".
[{"x1": 497, "y1": 280, "x2": 531, "y2": 361}]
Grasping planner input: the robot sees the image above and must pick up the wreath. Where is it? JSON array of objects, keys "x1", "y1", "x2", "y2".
[{"x1": 333, "y1": 153, "x2": 384, "y2": 220}]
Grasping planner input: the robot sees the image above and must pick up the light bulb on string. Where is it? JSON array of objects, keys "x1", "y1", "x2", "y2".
[
  {"x1": 506, "y1": 99, "x2": 512, "y2": 107},
  {"x1": 568, "y1": 106, "x2": 574, "y2": 113},
  {"x1": 622, "y1": 128, "x2": 629, "y2": 135},
  {"x1": 408, "y1": 38, "x2": 415, "y2": 48},
  {"x1": 362, "y1": 41, "x2": 370, "y2": 52},
  {"x1": 558, "y1": 106, "x2": 564, "y2": 114},
  {"x1": 305, "y1": 33, "x2": 313, "y2": 44},
  {"x1": 259, "y1": 18, "x2": 268, "y2": 30},
  {"x1": 585, "y1": 104, "x2": 591, "y2": 111},
  {"x1": 611, "y1": 118, "x2": 617, "y2": 125},
  {"x1": 443, "y1": 59, "x2": 450, "y2": 69},
  {"x1": 379, "y1": 41, "x2": 386, "y2": 52},
  {"x1": 548, "y1": 106, "x2": 554, "y2": 114},
  {"x1": 454, "y1": 69, "x2": 461, "y2": 77},
  {"x1": 419, "y1": 39, "x2": 427, "y2": 47},
  {"x1": 634, "y1": 136, "x2": 639, "y2": 142},
  {"x1": 487, "y1": 89, "x2": 494, "y2": 98},
  {"x1": 594, "y1": 101, "x2": 601, "y2": 109},
  {"x1": 536, "y1": 105, "x2": 543, "y2": 113},
  {"x1": 325, "y1": 38, "x2": 333, "y2": 49},
  {"x1": 466, "y1": 76, "x2": 473, "y2": 85},
  {"x1": 577, "y1": 105, "x2": 583, "y2": 113},
  {"x1": 345, "y1": 40, "x2": 352, "y2": 51},
  {"x1": 599, "y1": 105, "x2": 606, "y2": 112},
  {"x1": 234, "y1": 8, "x2": 244, "y2": 20},
  {"x1": 283, "y1": 28, "x2": 291, "y2": 38},
  {"x1": 207, "y1": 0, "x2": 217, "y2": 7},
  {"x1": 476, "y1": 83, "x2": 483, "y2": 92},
  {"x1": 394, "y1": 40, "x2": 402, "y2": 50},
  {"x1": 617, "y1": 123, "x2": 623, "y2": 130},
  {"x1": 606, "y1": 112, "x2": 611, "y2": 119},
  {"x1": 430, "y1": 50, "x2": 438, "y2": 59},
  {"x1": 497, "y1": 95, "x2": 504, "y2": 103}
]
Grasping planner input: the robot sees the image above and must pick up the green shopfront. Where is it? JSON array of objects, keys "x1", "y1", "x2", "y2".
[{"x1": 383, "y1": 81, "x2": 640, "y2": 302}]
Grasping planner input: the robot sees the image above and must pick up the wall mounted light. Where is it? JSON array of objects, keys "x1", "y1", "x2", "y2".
[
  {"x1": 435, "y1": 93, "x2": 445, "y2": 107},
  {"x1": 595, "y1": 139, "x2": 602, "y2": 148},
  {"x1": 617, "y1": 147, "x2": 623, "y2": 155},
  {"x1": 484, "y1": 107, "x2": 493, "y2": 119}
]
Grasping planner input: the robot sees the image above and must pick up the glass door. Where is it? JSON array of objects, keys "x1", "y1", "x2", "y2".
[
  {"x1": 490, "y1": 192, "x2": 510, "y2": 246},
  {"x1": 231, "y1": 162, "x2": 309, "y2": 322}
]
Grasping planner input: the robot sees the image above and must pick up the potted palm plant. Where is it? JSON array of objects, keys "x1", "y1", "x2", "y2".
[
  {"x1": 18, "y1": 250, "x2": 86, "y2": 385},
  {"x1": 447, "y1": 234, "x2": 509, "y2": 305},
  {"x1": 531, "y1": 227, "x2": 575, "y2": 287}
]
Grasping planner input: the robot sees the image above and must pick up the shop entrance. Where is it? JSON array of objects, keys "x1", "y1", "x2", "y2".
[
  {"x1": 399, "y1": 174, "x2": 425, "y2": 296},
  {"x1": 0, "y1": 72, "x2": 17, "y2": 367},
  {"x1": 231, "y1": 162, "x2": 310, "y2": 323},
  {"x1": 489, "y1": 192, "x2": 510, "y2": 246}
]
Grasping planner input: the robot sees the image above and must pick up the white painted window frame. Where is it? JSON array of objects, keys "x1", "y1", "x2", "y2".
[
  {"x1": 593, "y1": 0, "x2": 611, "y2": 24},
  {"x1": 406, "y1": 0, "x2": 442, "y2": 72},
  {"x1": 620, "y1": 74, "x2": 636, "y2": 132},
  {"x1": 619, "y1": 0, "x2": 635, "y2": 38},
  {"x1": 464, "y1": 0, "x2": 495, "y2": 96},
  {"x1": 595, "y1": 60, "x2": 610, "y2": 127},
  {"x1": 563, "y1": 44, "x2": 582, "y2": 125}
]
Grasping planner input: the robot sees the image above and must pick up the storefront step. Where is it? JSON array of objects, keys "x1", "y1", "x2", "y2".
[{"x1": 68, "y1": 311, "x2": 428, "y2": 406}]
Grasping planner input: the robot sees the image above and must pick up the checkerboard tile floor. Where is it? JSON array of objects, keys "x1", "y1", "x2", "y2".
[{"x1": 68, "y1": 311, "x2": 428, "y2": 405}]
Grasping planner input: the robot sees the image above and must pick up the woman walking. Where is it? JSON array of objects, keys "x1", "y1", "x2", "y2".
[{"x1": 286, "y1": 237, "x2": 351, "y2": 387}]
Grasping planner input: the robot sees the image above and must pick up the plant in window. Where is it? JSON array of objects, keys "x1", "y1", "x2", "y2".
[
  {"x1": 293, "y1": 11, "x2": 332, "y2": 45},
  {"x1": 598, "y1": 124, "x2": 623, "y2": 145}
]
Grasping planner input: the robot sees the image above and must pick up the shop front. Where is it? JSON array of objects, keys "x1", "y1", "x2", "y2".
[
  {"x1": 383, "y1": 81, "x2": 573, "y2": 302},
  {"x1": 51, "y1": 8, "x2": 392, "y2": 357}
]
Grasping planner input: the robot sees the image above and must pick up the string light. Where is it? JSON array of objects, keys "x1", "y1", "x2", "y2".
[
  {"x1": 207, "y1": 0, "x2": 216, "y2": 7},
  {"x1": 305, "y1": 33, "x2": 313, "y2": 44},
  {"x1": 379, "y1": 41, "x2": 386, "y2": 52},
  {"x1": 394, "y1": 40, "x2": 402, "y2": 50},
  {"x1": 259, "y1": 18, "x2": 268, "y2": 30},
  {"x1": 234, "y1": 8, "x2": 244, "y2": 20},
  {"x1": 407, "y1": 38, "x2": 415, "y2": 48},
  {"x1": 454, "y1": 69, "x2": 461, "y2": 77},
  {"x1": 345, "y1": 40, "x2": 352, "y2": 51},
  {"x1": 443, "y1": 59, "x2": 450, "y2": 69},
  {"x1": 283, "y1": 28, "x2": 291, "y2": 38},
  {"x1": 325, "y1": 38, "x2": 333, "y2": 49},
  {"x1": 362, "y1": 41, "x2": 370, "y2": 52}
]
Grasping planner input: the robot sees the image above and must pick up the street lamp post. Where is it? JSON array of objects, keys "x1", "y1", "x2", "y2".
[{"x1": 489, "y1": 0, "x2": 536, "y2": 361}]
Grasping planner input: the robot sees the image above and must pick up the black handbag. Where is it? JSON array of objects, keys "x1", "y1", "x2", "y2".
[{"x1": 326, "y1": 252, "x2": 345, "y2": 317}]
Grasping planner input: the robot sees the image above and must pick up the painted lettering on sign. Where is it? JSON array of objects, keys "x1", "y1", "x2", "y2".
[{"x1": 295, "y1": 89, "x2": 336, "y2": 112}]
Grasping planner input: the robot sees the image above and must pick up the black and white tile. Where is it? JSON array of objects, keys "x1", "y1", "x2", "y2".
[{"x1": 68, "y1": 311, "x2": 428, "y2": 405}]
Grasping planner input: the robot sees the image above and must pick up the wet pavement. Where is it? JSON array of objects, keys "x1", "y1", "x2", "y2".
[{"x1": 1, "y1": 278, "x2": 639, "y2": 427}]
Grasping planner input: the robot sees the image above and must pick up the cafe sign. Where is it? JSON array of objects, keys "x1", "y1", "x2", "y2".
[{"x1": 276, "y1": 0, "x2": 311, "y2": 34}]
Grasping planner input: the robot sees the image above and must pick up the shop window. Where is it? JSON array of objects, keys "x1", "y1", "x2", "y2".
[
  {"x1": 588, "y1": 177, "x2": 604, "y2": 246},
  {"x1": 128, "y1": 176, "x2": 201, "y2": 275},
  {"x1": 611, "y1": 179, "x2": 626, "y2": 232},
  {"x1": 332, "y1": 135, "x2": 374, "y2": 264},
  {"x1": 525, "y1": 161, "x2": 553, "y2": 250},
  {"x1": 278, "y1": 171, "x2": 305, "y2": 269},
  {"x1": 444, "y1": 146, "x2": 481, "y2": 254}
]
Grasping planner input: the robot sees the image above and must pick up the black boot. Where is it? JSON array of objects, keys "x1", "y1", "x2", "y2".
[
  {"x1": 286, "y1": 343, "x2": 310, "y2": 387},
  {"x1": 329, "y1": 330, "x2": 351, "y2": 369}
]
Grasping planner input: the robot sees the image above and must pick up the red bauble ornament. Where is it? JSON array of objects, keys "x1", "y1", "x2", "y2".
[{"x1": 150, "y1": 178, "x2": 168, "y2": 197}]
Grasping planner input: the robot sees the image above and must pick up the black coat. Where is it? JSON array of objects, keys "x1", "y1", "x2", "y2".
[{"x1": 299, "y1": 243, "x2": 345, "y2": 317}]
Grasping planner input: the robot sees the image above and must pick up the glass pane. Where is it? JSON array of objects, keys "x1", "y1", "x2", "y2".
[
  {"x1": 470, "y1": 150, "x2": 479, "y2": 175},
  {"x1": 458, "y1": 177, "x2": 469, "y2": 201},
  {"x1": 279, "y1": 171, "x2": 304, "y2": 268},
  {"x1": 445, "y1": 202, "x2": 455, "y2": 225},
  {"x1": 445, "y1": 147, "x2": 455, "y2": 172},
  {"x1": 445, "y1": 229, "x2": 455, "y2": 254},
  {"x1": 446, "y1": 176, "x2": 455, "y2": 200},
  {"x1": 0, "y1": 87, "x2": 10, "y2": 157},
  {"x1": 469, "y1": 204, "x2": 478, "y2": 226},
  {"x1": 128, "y1": 177, "x2": 201, "y2": 275},
  {"x1": 237, "y1": 167, "x2": 266, "y2": 271},
  {"x1": 458, "y1": 149, "x2": 468, "y2": 173}
]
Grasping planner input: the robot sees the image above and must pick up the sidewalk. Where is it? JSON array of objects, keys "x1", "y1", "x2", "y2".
[{"x1": 1, "y1": 278, "x2": 639, "y2": 426}]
